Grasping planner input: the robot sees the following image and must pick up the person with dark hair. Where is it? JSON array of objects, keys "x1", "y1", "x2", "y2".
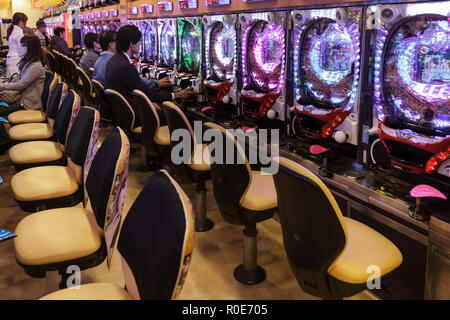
[
  {"x1": 92, "y1": 30, "x2": 116, "y2": 84},
  {"x1": 6, "y1": 12, "x2": 28, "y2": 77},
  {"x1": 35, "y1": 19, "x2": 50, "y2": 53},
  {"x1": 105, "y1": 25, "x2": 192, "y2": 125},
  {"x1": 0, "y1": 35, "x2": 45, "y2": 116},
  {"x1": 79, "y1": 32, "x2": 101, "y2": 75},
  {"x1": 50, "y1": 27, "x2": 81, "y2": 58}
]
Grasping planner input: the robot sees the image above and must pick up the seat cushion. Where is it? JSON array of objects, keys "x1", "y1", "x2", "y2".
[
  {"x1": 11, "y1": 165, "x2": 79, "y2": 202},
  {"x1": 188, "y1": 144, "x2": 211, "y2": 171},
  {"x1": 327, "y1": 217, "x2": 403, "y2": 284},
  {"x1": 15, "y1": 207, "x2": 103, "y2": 266},
  {"x1": 8, "y1": 110, "x2": 46, "y2": 124},
  {"x1": 8, "y1": 122, "x2": 54, "y2": 141},
  {"x1": 9, "y1": 141, "x2": 63, "y2": 164},
  {"x1": 131, "y1": 126, "x2": 142, "y2": 134},
  {"x1": 39, "y1": 283, "x2": 133, "y2": 300},
  {"x1": 154, "y1": 125, "x2": 170, "y2": 146},
  {"x1": 240, "y1": 170, "x2": 277, "y2": 211}
]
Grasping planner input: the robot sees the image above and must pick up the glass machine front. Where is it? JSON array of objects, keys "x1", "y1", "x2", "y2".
[
  {"x1": 240, "y1": 12, "x2": 286, "y2": 120},
  {"x1": 372, "y1": 2, "x2": 450, "y2": 177},
  {"x1": 178, "y1": 17, "x2": 202, "y2": 75},
  {"x1": 177, "y1": 17, "x2": 202, "y2": 90},
  {"x1": 292, "y1": 8, "x2": 362, "y2": 145},
  {"x1": 203, "y1": 14, "x2": 237, "y2": 105},
  {"x1": 157, "y1": 18, "x2": 177, "y2": 70},
  {"x1": 142, "y1": 20, "x2": 158, "y2": 64}
]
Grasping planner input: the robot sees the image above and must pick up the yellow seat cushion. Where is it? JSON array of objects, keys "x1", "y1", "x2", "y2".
[
  {"x1": 11, "y1": 166, "x2": 79, "y2": 201},
  {"x1": 39, "y1": 283, "x2": 133, "y2": 300},
  {"x1": 9, "y1": 141, "x2": 63, "y2": 164},
  {"x1": 8, "y1": 110, "x2": 46, "y2": 124},
  {"x1": 132, "y1": 126, "x2": 142, "y2": 134},
  {"x1": 240, "y1": 170, "x2": 277, "y2": 211},
  {"x1": 189, "y1": 144, "x2": 211, "y2": 171},
  {"x1": 327, "y1": 217, "x2": 403, "y2": 284},
  {"x1": 8, "y1": 122, "x2": 53, "y2": 141},
  {"x1": 155, "y1": 125, "x2": 170, "y2": 145},
  {"x1": 15, "y1": 207, "x2": 103, "y2": 266}
]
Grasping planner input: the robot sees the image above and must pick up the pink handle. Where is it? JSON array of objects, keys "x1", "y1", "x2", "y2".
[
  {"x1": 242, "y1": 126, "x2": 258, "y2": 133},
  {"x1": 310, "y1": 145, "x2": 330, "y2": 155},
  {"x1": 201, "y1": 106, "x2": 214, "y2": 112},
  {"x1": 410, "y1": 184, "x2": 447, "y2": 199}
]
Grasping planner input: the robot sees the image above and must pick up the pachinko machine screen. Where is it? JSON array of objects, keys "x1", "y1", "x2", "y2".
[
  {"x1": 143, "y1": 20, "x2": 158, "y2": 63},
  {"x1": 178, "y1": 17, "x2": 202, "y2": 74},
  {"x1": 292, "y1": 8, "x2": 362, "y2": 143},
  {"x1": 240, "y1": 12, "x2": 286, "y2": 120},
  {"x1": 158, "y1": 19, "x2": 177, "y2": 67},
  {"x1": 203, "y1": 14, "x2": 237, "y2": 104},
  {"x1": 372, "y1": 2, "x2": 450, "y2": 176}
]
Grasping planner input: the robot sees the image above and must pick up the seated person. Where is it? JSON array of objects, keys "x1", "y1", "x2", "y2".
[
  {"x1": 0, "y1": 35, "x2": 46, "y2": 116},
  {"x1": 0, "y1": 35, "x2": 46, "y2": 151},
  {"x1": 94, "y1": 30, "x2": 169, "y2": 90},
  {"x1": 104, "y1": 25, "x2": 193, "y2": 126},
  {"x1": 92, "y1": 30, "x2": 117, "y2": 85},
  {"x1": 50, "y1": 27, "x2": 82, "y2": 59},
  {"x1": 79, "y1": 32, "x2": 101, "y2": 76}
]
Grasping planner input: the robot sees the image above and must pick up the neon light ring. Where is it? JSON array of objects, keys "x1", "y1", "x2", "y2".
[{"x1": 293, "y1": 18, "x2": 360, "y2": 139}]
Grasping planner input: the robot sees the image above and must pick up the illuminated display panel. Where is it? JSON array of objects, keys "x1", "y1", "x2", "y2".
[
  {"x1": 88, "y1": 13, "x2": 94, "y2": 19},
  {"x1": 109, "y1": 9, "x2": 118, "y2": 17},
  {"x1": 95, "y1": 12, "x2": 101, "y2": 18},
  {"x1": 178, "y1": 18, "x2": 201, "y2": 73},
  {"x1": 102, "y1": 11, "x2": 108, "y2": 18},
  {"x1": 128, "y1": 7, "x2": 138, "y2": 15},
  {"x1": 179, "y1": 0, "x2": 198, "y2": 9},
  {"x1": 159, "y1": 20, "x2": 176, "y2": 66},
  {"x1": 141, "y1": 4, "x2": 153, "y2": 13},
  {"x1": 206, "y1": 0, "x2": 230, "y2": 6},
  {"x1": 157, "y1": 1, "x2": 173, "y2": 11},
  {"x1": 143, "y1": 22, "x2": 158, "y2": 62},
  {"x1": 377, "y1": 16, "x2": 449, "y2": 130}
]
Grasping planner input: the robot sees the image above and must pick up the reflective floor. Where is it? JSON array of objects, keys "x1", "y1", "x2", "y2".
[{"x1": 0, "y1": 126, "x2": 377, "y2": 300}]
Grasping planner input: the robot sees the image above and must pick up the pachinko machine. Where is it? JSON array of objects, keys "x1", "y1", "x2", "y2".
[
  {"x1": 239, "y1": 11, "x2": 287, "y2": 126},
  {"x1": 202, "y1": 14, "x2": 238, "y2": 109},
  {"x1": 290, "y1": 7, "x2": 363, "y2": 151},
  {"x1": 369, "y1": 2, "x2": 450, "y2": 179},
  {"x1": 176, "y1": 16, "x2": 203, "y2": 91}
]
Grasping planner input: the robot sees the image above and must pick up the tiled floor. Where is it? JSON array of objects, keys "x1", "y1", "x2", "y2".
[{"x1": 0, "y1": 125, "x2": 377, "y2": 300}]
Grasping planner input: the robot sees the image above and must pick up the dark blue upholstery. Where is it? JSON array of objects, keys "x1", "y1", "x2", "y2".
[
  {"x1": 117, "y1": 170, "x2": 189, "y2": 300},
  {"x1": 41, "y1": 71, "x2": 54, "y2": 112},
  {"x1": 53, "y1": 90, "x2": 75, "y2": 146},
  {"x1": 85, "y1": 127, "x2": 124, "y2": 229},
  {"x1": 46, "y1": 82, "x2": 64, "y2": 120},
  {"x1": 65, "y1": 107, "x2": 95, "y2": 166}
]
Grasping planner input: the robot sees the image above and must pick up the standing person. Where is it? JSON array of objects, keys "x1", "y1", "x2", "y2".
[
  {"x1": 35, "y1": 19, "x2": 50, "y2": 53},
  {"x1": 0, "y1": 35, "x2": 46, "y2": 116},
  {"x1": 5, "y1": 12, "x2": 28, "y2": 77},
  {"x1": 79, "y1": 32, "x2": 101, "y2": 75}
]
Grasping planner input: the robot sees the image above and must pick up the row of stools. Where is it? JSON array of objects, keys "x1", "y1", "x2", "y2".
[
  {"x1": 4, "y1": 76, "x2": 195, "y2": 299},
  {"x1": 34, "y1": 54, "x2": 404, "y2": 299}
]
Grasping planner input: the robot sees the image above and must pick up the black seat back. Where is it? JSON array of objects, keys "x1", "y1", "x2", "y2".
[
  {"x1": 104, "y1": 89, "x2": 135, "y2": 136},
  {"x1": 77, "y1": 67, "x2": 94, "y2": 106},
  {"x1": 53, "y1": 90, "x2": 80, "y2": 147},
  {"x1": 203, "y1": 122, "x2": 252, "y2": 225},
  {"x1": 86, "y1": 127, "x2": 130, "y2": 264},
  {"x1": 46, "y1": 82, "x2": 67, "y2": 125},
  {"x1": 161, "y1": 101, "x2": 195, "y2": 160},
  {"x1": 117, "y1": 170, "x2": 194, "y2": 300},
  {"x1": 92, "y1": 79, "x2": 113, "y2": 123},
  {"x1": 273, "y1": 157, "x2": 347, "y2": 298},
  {"x1": 132, "y1": 89, "x2": 160, "y2": 155},
  {"x1": 41, "y1": 71, "x2": 54, "y2": 113}
]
